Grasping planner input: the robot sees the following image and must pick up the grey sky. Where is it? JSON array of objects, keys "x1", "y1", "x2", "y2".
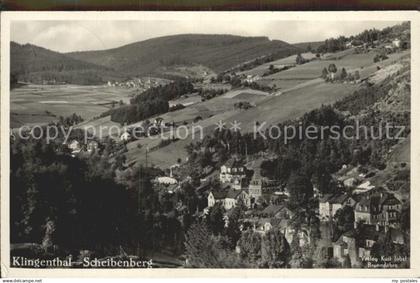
[{"x1": 11, "y1": 20, "x2": 402, "y2": 53}]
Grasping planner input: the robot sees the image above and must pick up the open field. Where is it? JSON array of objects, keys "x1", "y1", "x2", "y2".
[
  {"x1": 124, "y1": 50, "x2": 411, "y2": 169},
  {"x1": 237, "y1": 52, "x2": 317, "y2": 77},
  {"x1": 226, "y1": 81, "x2": 360, "y2": 132},
  {"x1": 123, "y1": 88, "x2": 271, "y2": 167},
  {"x1": 169, "y1": 93, "x2": 201, "y2": 107},
  {"x1": 10, "y1": 84, "x2": 136, "y2": 128},
  {"x1": 128, "y1": 81, "x2": 358, "y2": 168},
  {"x1": 258, "y1": 49, "x2": 410, "y2": 91},
  {"x1": 13, "y1": 49, "x2": 411, "y2": 170},
  {"x1": 153, "y1": 87, "x2": 270, "y2": 125}
]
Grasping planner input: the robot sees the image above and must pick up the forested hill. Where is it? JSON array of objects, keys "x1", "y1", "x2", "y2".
[
  {"x1": 10, "y1": 42, "x2": 126, "y2": 85},
  {"x1": 67, "y1": 34, "x2": 300, "y2": 76}
]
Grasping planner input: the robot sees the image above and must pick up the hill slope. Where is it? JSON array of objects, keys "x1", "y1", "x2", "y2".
[
  {"x1": 293, "y1": 41, "x2": 324, "y2": 52},
  {"x1": 67, "y1": 34, "x2": 300, "y2": 76},
  {"x1": 10, "y1": 42, "x2": 125, "y2": 85}
]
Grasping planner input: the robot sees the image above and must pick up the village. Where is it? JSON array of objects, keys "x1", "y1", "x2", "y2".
[
  {"x1": 144, "y1": 150, "x2": 408, "y2": 267},
  {"x1": 10, "y1": 20, "x2": 411, "y2": 269},
  {"x1": 56, "y1": 27, "x2": 411, "y2": 268}
]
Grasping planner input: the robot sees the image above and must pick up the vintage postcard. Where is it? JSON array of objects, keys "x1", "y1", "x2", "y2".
[{"x1": 1, "y1": 11, "x2": 419, "y2": 277}]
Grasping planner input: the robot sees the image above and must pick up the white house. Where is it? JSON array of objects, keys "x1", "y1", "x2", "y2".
[
  {"x1": 354, "y1": 181, "x2": 375, "y2": 194},
  {"x1": 120, "y1": 131, "x2": 131, "y2": 142},
  {"x1": 219, "y1": 159, "x2": 246, "y2": 184},
  {"x1": 87, "y1": 140, "x2": 99, "y2": 153},
  {"x1": 207, "y1": 188, "x2": 251, "y2": 210},
  {"x1": 157, "y1": 176, "x2": 178, "y2": 185},
  {"x1": 68, "y1": 140, "x2": 81, "y2": 156},
  {"x1": 319, "y1": 194, "x2": 333, "y2": 221},
  {"x1": 319, "y1": 194, "x2": 355, "y2": 221},
  {"x1": 392, "y1": 39, "x2": 401, "y2": 48}
]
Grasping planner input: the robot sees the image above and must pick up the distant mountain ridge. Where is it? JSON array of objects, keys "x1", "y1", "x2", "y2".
[
  {"x1": 11, "y1": 34, "x2": 301, "y2": 84},
  {"x1": 10, "y1": 42, "x2": 125, "y2": 85},
  {"x1": 67, "y1": 34, "x2": 300, "y2": 77}
]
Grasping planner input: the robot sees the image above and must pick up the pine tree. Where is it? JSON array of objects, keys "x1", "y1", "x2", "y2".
[
  {"x1": 343, "y1": 254, "x2": 352, "y2": 268},
  {"x1": 238, "y1": 230, "x2": 262, "y2": 263},
  {"x1": 340, "y1": 68, "x2": 348, "y2": 80},
  {"x1": 260, "y1": 228, "x2": 290, "y2": 268}
]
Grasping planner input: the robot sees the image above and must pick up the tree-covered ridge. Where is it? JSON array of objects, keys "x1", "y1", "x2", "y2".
[
  {"x1": 10, "y1": 42, "x2": 125, "y2": 85},
  {"x1": 67, "y1": 34, "x2": 299, "y2": 76},
  {"x1": 316, "y1": 22, "x2": 410, "y2": 53}
]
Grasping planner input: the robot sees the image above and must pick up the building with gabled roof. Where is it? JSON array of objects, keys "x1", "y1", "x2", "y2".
[
  {"x1": 261, "y1": 204, "x2": 292, "y2": 220},
  {"x1": 354, "y1": 190, "x2": 402, "y2": 227},
  {"x1": 333, "y1": 230, "x2": 358, "y2": 267},
  {"x1": 319, "y1": 193, "x2": 355, "y2": 221},
  {"x1": 219, "y1": 159, "x2": 246, "y2": 184},
  {"x1": 207, "y1": 186, "x2": 251, "y2": 210},
  {"x1": 357, "y1": 224, "x2": 383, "y2": 259}
]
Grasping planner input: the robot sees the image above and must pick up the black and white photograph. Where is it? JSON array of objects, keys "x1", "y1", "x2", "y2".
[{"x1": 1, "y1": 12, "x2": 418, "y2": 276}]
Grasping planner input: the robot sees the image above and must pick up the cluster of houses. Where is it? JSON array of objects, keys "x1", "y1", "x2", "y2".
[
  {"x1": 319, "y1": 185, "x2": 405, "y2": 266},
  {"x1": 207, "y1": 159, "x2": 286, "y2": 211},
  {"x1": 119, "y1": 118, "x2": 166, "y2": 142},
  {"x1": 201, "y1": 157, "x2": 406, "y2": 266},
  {"x1": 205, "y1": 159, "x2": 315, "y2": 247},
  {"x1": 67, "y1": 139, "x2": 99, "y2": 157},
  {"x1": 107, "y1": 77, "x2": 169, "y2": 89}
]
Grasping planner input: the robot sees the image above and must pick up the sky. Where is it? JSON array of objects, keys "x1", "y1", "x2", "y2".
[{"x1": 11, "y1": 20, "x2": 402, "y2": 53}]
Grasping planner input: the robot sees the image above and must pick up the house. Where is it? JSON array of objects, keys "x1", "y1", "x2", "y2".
[
  {"x1": 86, "y1": 140, "x2": 99, "y2": 153},
  {"x1": 224, "y1": 189, "x2": 245, "y2": 210},
  {"x1": 68, "y1": 140, "x2": 80, "y2": 151},
  {"x1": 68, "y1": 140, "x2": 81, "y2": 156},
  {"x1": 208, "y1": 191, "x2": 226, "y2": 208},
  {"x1": 354, "y1": 197, "x2": 372, "y2": 224},
  {"x1": 376, "y1": 193, "x2": 402, "y2": 227},
  {"x1": 389, "y1": 228, "x2": 405, "y2": 245},
  {"x1": 208, "y1": 187, "x2": 251, "y2": 210},
  {"x1": 245, "y1": 75, "x2": 261, "y2": 84},
  {"x1": 333, "y1": 231, "x2": 358, "y2": 266},
  {"x1": 254, "y1": 218, "x2": 272, "y2": 234},
  {"x1": 357, "y1": 224, "x2": 383, "y2": 259},
  {"x1": 343, "y1": 177, "x2": 358, "y2": 188},
  {"x1": 354, "y1": 181, "x2": 375, "y2": 194},
  {"x1": 319, "y1": 193, "x2": 355, "y2": 221},
  {"x1": 219, "y1": 159, "x2": 246, "y2": 184},
  {"x1": 120, "y1": 131, "x2": 131, "y2": 142},
  {"x1": 392, "y1": 39, "x2": 401, "y2": 48},
  {"x1": 319, "y1": 194, "x2": 333, "y2": 221},
  {"x1": 354, "y1": 191, "x2": 402, "y2": 227},
  {"x1": 261, "y1": 204, "x2": 292, "y2": 220},
  {"x1": 330, "y1": 194, "x2": 356, "y2": 217},
  {"x1": 290, "y1": 225, "x2": 311, "y2": 247},
  {"x1": 156, "y1": 176, "x2": 178, "y2": 185}
]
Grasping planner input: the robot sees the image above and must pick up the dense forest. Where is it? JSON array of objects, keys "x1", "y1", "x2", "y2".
[
  {"x1": 316, "y1": 22, "x2": 410, "y2": 53},
  {"x1": 67, "y1": 34, "x2": 300, "y2": 76},
  {"x1": 10, "y1": 42, "x2": 125, "y2": 85},
  {"x1": 10, "y1": 133, "x2": 198, "y2": 262}
]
